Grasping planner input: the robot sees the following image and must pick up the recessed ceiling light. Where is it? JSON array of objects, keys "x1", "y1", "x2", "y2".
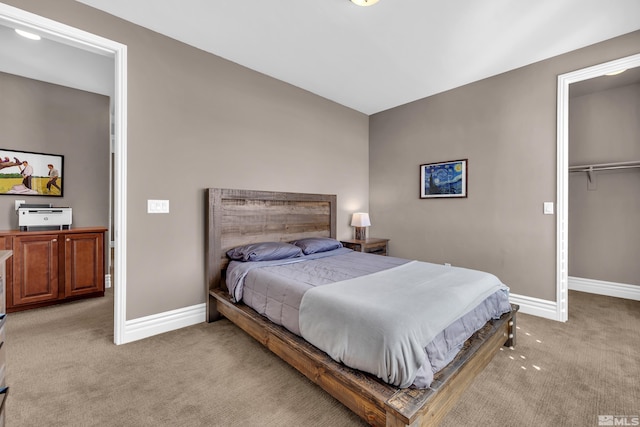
[
  {"x1": 350, "y1": 0, "x2": 379, "y2": 6},
  {"x1": 605, "y1": 69, "x2": 626, "y2": 76},
  {"x1": 15, "y1": 29, "x2": 41, "y2": 41}
]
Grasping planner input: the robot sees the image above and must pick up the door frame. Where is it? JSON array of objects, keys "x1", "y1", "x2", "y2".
[
  {"x1": 0, "y1": 3, "x2": 129, "y2": 344},
  {"x1": 556, "y1": 52, "x2": 640, "y2": 322}
]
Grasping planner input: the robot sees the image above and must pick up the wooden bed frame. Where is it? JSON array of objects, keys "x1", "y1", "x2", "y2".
[{"x1": 206, "y1": 188, "x2": 518, "y2": 427}]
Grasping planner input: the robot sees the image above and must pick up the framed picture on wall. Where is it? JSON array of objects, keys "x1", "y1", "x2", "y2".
[
  {"x1": 0, "y1": 149, "x2": 64, "y2": 197},
  {"x1": 420, "y1": 159, "x2": 467, "y2": 199}
]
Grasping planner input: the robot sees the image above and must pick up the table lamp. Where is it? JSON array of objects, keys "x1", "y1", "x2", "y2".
[{"x1": 351, "y1": 212, "x2": 371, "y2": 240}]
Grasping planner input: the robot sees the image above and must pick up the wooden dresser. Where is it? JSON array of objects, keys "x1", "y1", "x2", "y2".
[
  {"x1": 0, "y1": 227, "x2": 106, "y2": 313},
  {"x1": 0, "y1": 250, "x2": 12, "y2": 426}
]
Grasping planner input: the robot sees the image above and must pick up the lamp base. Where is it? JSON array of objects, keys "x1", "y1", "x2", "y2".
[{"x1": 354, "y1": 227, "x2": 367, "y2": 240}]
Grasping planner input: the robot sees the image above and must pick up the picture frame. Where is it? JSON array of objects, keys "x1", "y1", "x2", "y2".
[
  {"x1": 0, "y1": 149, "x2": 64, "y2": 197},
  {"x1": 420, "y1": 159, "x2": 467, "y2": 199}
]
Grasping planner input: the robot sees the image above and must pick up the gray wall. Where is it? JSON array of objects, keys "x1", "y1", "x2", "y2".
[
  {"x1": 370, "y1": 31, "x2": 640, "y2": 302},
  {"x1": 4, "y1": 0, "x2": 639, "y2": 319},
  {"x1": 0, "y1": 71, "x2": 110, "y2": 229},
  {"x1": 3, "y1": 0, "x2": 369, "y2": 319},
  {"x1": 568, "y1": 83, "x2": 640, "y2": 286}
]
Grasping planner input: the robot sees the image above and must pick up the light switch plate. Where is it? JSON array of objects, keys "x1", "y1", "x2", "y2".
[
  {"x1": 147, "y1": 199, "x2": 169, "y2": 213},
  {"x1": 543, "y1": 202, "x2": 554, "y2": 215},
  {"x1": 15, "y1": 199, "x2": 25, "y2": 210}
]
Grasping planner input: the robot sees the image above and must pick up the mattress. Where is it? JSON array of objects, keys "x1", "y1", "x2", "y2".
[{"x1": 226, "y1": 248, "x2": 511, "y2": 388}]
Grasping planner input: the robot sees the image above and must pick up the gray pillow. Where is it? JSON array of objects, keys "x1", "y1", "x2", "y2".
[
  {"x1": 226, "y1": 242, "x2": 303, "y2": 262},
  {"x1": 291, "y1": 237, "x2": 342, "y2": 255}
]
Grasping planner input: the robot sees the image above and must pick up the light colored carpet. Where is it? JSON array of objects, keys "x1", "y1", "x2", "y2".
[
  {"x1": 5, "y1": 289, "x2": 639, "y2": 426},
  {"x1": 440, "y1": 291, "x2": 639, "y2": 427}
]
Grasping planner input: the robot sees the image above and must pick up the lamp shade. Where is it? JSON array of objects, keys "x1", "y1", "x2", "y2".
[{"x1": 350, "y1": 212, "x2": 371, "y2": 227}]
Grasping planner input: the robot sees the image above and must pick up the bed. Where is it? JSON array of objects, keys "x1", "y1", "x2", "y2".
[{"x1": 206, "y1": 188, "x2": 518, "y2": 426}]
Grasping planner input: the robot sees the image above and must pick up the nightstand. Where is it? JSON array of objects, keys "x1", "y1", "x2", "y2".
[{"x1": 340, "y1": 238, "x2": 389, "y2": 256}]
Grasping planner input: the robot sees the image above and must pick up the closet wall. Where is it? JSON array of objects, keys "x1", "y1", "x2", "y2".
[{"x1": 568, "y1": 81, "x2": 640, "y2": 287}]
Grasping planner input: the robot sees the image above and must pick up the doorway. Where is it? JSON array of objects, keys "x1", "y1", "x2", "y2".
[
  {"x1": 0, "y1": 3, "x2": 129, "y2": 344},
  {"x1": 556, "y1": 52, "x2": 640, "y2": 322}
]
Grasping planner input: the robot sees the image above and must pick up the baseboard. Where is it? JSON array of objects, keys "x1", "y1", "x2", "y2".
[
  {"x1": 121, "y1": 302, "x2": 206, "y2": 344},
  {"x1": 568, "y1": 276, "x2": 640, "y2": 301},
  {"x1": 116, "y1": 291, "x2": 564, "y2": 344},
  {"x1": 509, "y1": 293, "x2": 559, "y2": 321}
]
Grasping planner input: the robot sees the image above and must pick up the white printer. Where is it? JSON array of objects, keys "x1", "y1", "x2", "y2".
[{"x1": 17, "y1": 204, "x2": 72, "y2": 231}]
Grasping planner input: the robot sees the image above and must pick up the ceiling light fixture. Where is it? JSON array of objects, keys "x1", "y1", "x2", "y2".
[
  {"x1": 605, "y1": 69, "x2": 626, "y2": 76},
  {"x1": 350, "y1": 0, "x2": 379, "y2": 6},
  {"x1": 15, "y1": 29, "x2": 41, "y2": 40}
]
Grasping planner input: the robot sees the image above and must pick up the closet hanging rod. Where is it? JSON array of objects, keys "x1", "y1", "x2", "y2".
[{"x1": 568, "y1": 160, "x2": 640, "y2": 172}]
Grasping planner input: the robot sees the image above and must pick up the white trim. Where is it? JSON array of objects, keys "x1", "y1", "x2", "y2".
[
  {"x1": 0, "y1": 4, "x2": 129, "y2": 345},
  {"x1": 509, "y1": 293, "x2": 558, "y2": 321},
  {"x1": 112, "y1": 39, "x2": 128, "y2": 346},
  {"x1": 105, "y1": 274, "x2": 111, "y2": 289},
  {"x1": 556, "y1": 72, "x2": 570, "y2": 323},
  {"x1": 556, "y1": 53, "x2": 640, "y2": 323},
  {"x1": 121, "y1": 304, "x2": 206, "y2": 344},
  {"x1": 568, "y1": 277, "x2": 640, "y2": 301}
]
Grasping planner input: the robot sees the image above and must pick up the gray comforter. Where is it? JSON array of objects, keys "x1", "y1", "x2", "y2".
[
  {"x1": 298, "y1": 260, "x2": 510, "y2": 388},
  {"x1": 226, "y1": 248, "x2": 408, "y2": 334},
  {"x1": 226, "y1": 249, "x2": 511, "y2": 389}
]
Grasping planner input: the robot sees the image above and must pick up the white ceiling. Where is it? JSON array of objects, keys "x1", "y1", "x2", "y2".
[
  {"x1": 73, "y1": 0, "x2": 640, "y2": 114},
  {"x1": 1, "y1": 1, "x2": 639, "y2": 114}
]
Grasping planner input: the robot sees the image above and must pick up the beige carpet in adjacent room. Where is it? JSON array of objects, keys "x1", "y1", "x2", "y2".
[{"x1": 6, "y1": 289, "x2": 639, "y2": 426}]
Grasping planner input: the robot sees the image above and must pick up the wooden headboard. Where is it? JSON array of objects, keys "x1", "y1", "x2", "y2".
[{"x1": 205, "y1": 188, "x2": 337, "y2": 305}]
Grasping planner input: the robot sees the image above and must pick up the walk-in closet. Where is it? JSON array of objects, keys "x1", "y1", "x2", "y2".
[{"x1": 568, "y1": 67, "x2": 640, "y2": 298}]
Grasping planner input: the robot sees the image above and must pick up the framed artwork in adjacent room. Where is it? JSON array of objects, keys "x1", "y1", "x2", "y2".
[{"x1": 0, "y1": 149, "x2": 64, "y2": 196}]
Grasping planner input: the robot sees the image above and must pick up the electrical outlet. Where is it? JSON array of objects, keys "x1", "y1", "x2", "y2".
[{"x1": 15, "y1": 199, "x2": 25, "y2": 210}]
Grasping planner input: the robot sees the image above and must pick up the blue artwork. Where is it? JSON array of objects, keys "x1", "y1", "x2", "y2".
[{"x1": 420, "y1": 160, "x2": 467, "y2": 198}]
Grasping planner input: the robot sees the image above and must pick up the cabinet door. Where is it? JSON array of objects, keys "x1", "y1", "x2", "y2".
[
  {"x1": 12, "y1": 235, "x2": 59, "y2": 306},
  {"x1": 64, "y1": 233, "x2": 104, "y2": 297}
]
